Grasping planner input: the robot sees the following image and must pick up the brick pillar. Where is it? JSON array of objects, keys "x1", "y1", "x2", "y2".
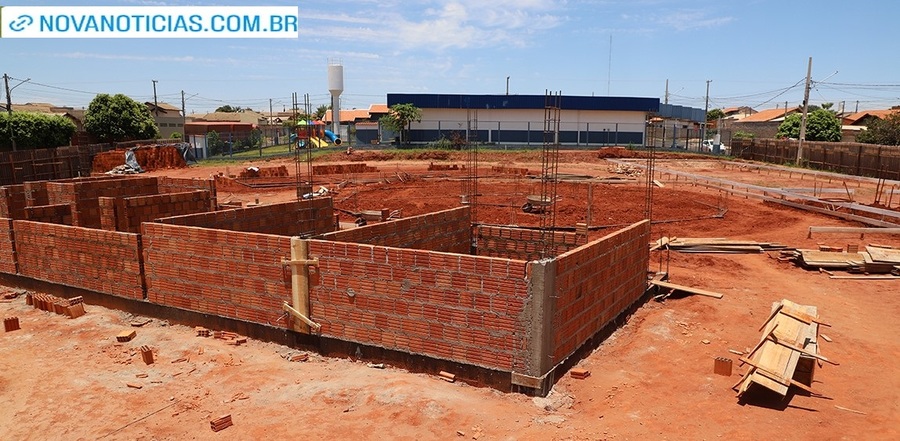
[{"x1": 512, "y1": 258, "x2": 556, "y2": 394}]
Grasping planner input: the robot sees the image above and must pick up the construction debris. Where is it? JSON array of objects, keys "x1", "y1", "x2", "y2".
[
  {"x1": 607, "y1": 163, "x2": 643, "y2": 177},
  {"x1": 713, "y1": 357, "x2": 733, "y2": 376},
  {"x1": 4, "y1": 316, "x2": 20, "y2": 332},
  {"x1": 734, "y1": 299, "x2": 832, "y2": 399},
  {"x1": 788, "y1": 245, "x2": 900, "y2": 274},
  {"x1": 30, "y1": 293, "x2": 87, "y2": 318},
  {"x1": 140, "y1": 345, "x2": 154, "y2": 365},
  {"x1": 210, "y1": 414, "x2": 233, "y2": 432},
  {"x1": 438, "y1": 371, "x2": 456, "y2": 383},
  {"x1": 570, "y1": 368, "x2": 591, "y2": 379},
  {"x1": 650, "y1": 280, "x2": 724, "y2": 299}
]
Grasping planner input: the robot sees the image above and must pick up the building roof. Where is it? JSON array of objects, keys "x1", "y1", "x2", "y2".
[
  {"x1": 722, "y1": 106, "x2": 757, "y2": 119},
  {"x1": 190, "y1": 110, "x2": 264, "y2": 125},
  {"x1": 323, "y1": 108, "x2": 371, "y2": 124},
  {"x1": 368, "y1": 104, "x2": 389, "y2": 114},
  {"x1": 842, "y1": 109, "x2": 899, "y2": 125},
  {"x1": 145, "y1": 102, "x2": 181, "y2": 113},
  {"x1": 738, "y1": 107, "x2": 801, "y2": 123},
  {"x1": 388, "y1": 93, "x2": 661, "y2": 113}
]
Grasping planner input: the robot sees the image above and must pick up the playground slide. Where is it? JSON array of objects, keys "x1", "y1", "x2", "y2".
[
  {"x1": 324, "y1": 130, "x2": 343, "y2": 145},
  {"x1": 309, "y1": 137, "x2": 327, "y2": 148}
]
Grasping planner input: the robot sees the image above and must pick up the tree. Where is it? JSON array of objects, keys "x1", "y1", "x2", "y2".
[
  {"x1": 313, "y1": 104, "x2": 330, "y2": 121},
  {"x1": 380, "y1": 103, "x2": 422, "y2": 146},
  {"x1": 206, "y1": 130, "x2": 224, "y2": 156},
  {"x1": 707, "y1": 108, "x2": 725, "y2": 121},
  {"x1": 0, "y1": 112, "x2": 76, "y2": 150},
  {"x1": 776, "y1": 109, "x2": 841, "y2": 142},
  {"x1": 84, "y1": 94, "x2": 160, "y2": 142},
  {"x1": 215, "y1": 105, "x2": 242, "y2": 113},
  {"x1": 170, "y1": 132, "x2": 183, "y2": 139},
  {"x1": 856, "y1": 112, "x2": 900, "y2": 145}
]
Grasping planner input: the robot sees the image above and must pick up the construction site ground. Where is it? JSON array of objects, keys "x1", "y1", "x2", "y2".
[{"x1": 2, "y1": 150, "x2": 898, "y2": 440}]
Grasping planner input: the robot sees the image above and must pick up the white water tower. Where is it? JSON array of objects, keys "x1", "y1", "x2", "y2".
[{"x1": 327, "y1": 60, "x2": 343, "y2": 138}]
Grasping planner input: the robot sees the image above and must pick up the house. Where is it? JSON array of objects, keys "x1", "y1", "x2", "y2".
[
  {"x1": 729, "y1": 106, "x2": 802, "y2": 139},
  {"x1": 145, "y1": 102, "x2": 185, "y2": 139},
  {"x1": 722, "y1": 106, "x2": 757, "y2": 120},
  {"x1": 842, "y1": 109, "x2": 899, "y2": 127}
]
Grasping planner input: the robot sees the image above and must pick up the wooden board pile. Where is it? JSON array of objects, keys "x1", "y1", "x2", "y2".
[
  {"x1": 665, "y1": 238, "x2": 790, "y2": 254},
  {"x1": 787, "y1": 245, "x2": 900, "y2": 275},
  {"x1": 734, "y1": 299, "x2": 835, "y2": 399}
]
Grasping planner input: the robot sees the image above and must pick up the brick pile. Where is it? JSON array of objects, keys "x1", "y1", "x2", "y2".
[
  {"x1": 550, "y1": 220, "x2": 650, "y2": 364},
  {"x1": 14, "y1": 221, "x2": 145, "y2": 300},
  {"x1": 311, "y1": 163, "x2": 377, "y2": 175},
  {"x1": 324, "y1": 206, "x2": 471, "y2": 253},
  {"x1": 29, "y1": 293, "x2": 85, "y2": 318},
  {"x1": 491, "y1": 165, "x2": 532, "y2": 176},
  {"x1": 91, "y1": 145, "x2": 187, "y2": 173},
  {"x1": 427, "y1": 163, "x2": 461, "y2": 171},
  {"x1": 237, "y1": 165, "x2": 289, "y2": 178}
]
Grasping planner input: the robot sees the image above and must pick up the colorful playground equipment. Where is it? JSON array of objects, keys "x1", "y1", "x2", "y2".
[{"x1": 290, "y1": 120, "x2": 342, "y2": 148}]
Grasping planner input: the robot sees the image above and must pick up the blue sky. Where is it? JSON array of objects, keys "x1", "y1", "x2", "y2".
[{"x1": 2, "y1": 0, "x2": 899, "y2": 114}]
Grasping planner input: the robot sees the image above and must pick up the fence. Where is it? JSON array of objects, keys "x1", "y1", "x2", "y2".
[
  {"x1": 733, "y1": 138, "x2": 900, "y2": 180},
  {"x1": 407, "y1": 119, "x2": 647, "y2": 147}
]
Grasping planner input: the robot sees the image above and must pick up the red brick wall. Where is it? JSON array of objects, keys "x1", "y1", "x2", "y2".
[
  {"x1": 474, "y1": 225, "x2": 587, "y2": 261},
  {"x1": 323, "y1": 207, "x2": 471, "y2": 253},
  {"x1": 100, "y1": 191, "x2": 213, "y2": 233},
  {"x1": 46, "y1": 177, "x2": 160, "y2": 229},
  {"x1": 155, "y1": 199, "x2": 335, "y2": 237},
  {"x1": 23, "y1": 181, "x2": 49, "y2": 208},
  {"x1": 13, "y1": 220, "x2": 145, "y2": 299},
  {"x1": 24, "y1": 204, "x2": 73, "y2": 225},
  {"x1": 142, "y1": 222, "x2": 292, "y2": 326},
  {"x1": 551, "y1": 220, "x2": 650, "y2": 364},
  {"x1": 308, "y1": 240, "x2": 529, "y2": 372},
  {"x1": 0, "y1": 218, "x2": 17, "y2": 274},
  {"x1": 0, "y1": 185, "x2": 27, "y2": 220}
]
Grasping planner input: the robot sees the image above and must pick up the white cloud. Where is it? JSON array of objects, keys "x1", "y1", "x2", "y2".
[{"x1": 655, "y1": 10, "x2": 733, "y2": 31}]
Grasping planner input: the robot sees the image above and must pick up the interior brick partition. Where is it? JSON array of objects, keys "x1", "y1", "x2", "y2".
[
  {"x1": 98, "y1": 190, "x2": 213, "y2": 233},
  {"x1": 0, "y1": 185, "x2": 27, "y2": 219},
  {"x1": 323, "y1": 207, "x2": 471, "y2": 253},
  {"x1": 157, "y1": 177, "x2": 217, "y2": 211},
  {"x1": 24, "y1": 204, "x2": 73, "y2": 225},
  {"x1": 550, "y1": 220, "x2": 651, "y2": 364},
  {"x1": 46, "y1": 176, "x2": 160, "y2": 229},
  {"x1": 13, "y1": 220, "x2": 145, "y2": 299},
  {"x1": 307, "y1": 240, "x2": 530, "y2": 372},
  {"x1": 474, "y1": 225, "x2": 587, "y2": 261},
  {"x1": 142, "y1": 223, "x2": 294, "y2": 325},
  {"x1": 23, "y1": 181, "x2": 50, "y2": 208},
  {"x1": 155, "y1": 199, "x2": 334, "y2": 237},
  {"x1": 0, "y1": 218, "x2": 17, "y2": 274}
]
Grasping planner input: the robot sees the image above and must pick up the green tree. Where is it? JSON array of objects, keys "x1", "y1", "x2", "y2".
[
  {"x1": 380, "y1": 103, "x2": 422, "y2": 146},
  {"x1": 215, "y1": 105, "x2": 242, "y2": 113},
  {"x1": 206, "y1": 130, "x2": 224, "y2": 156},
  {"x1": 707, "y1": 108, "x2": 725, "y2": 121},
  {"x1": 856, "y1": 112, "x2": 900, "y2": 145},
  {"x1": 84, "y1": 94, "x2": 160, "y2": 142},
  {"x1": 170, "y1": 131, "x2": 183, "y2": 139},
  {"x1": 0, "y1": 112, "x2": 76, "y2": 150},
  {"x1": 313, "y1": 104, "x2": 330, "y2": 121},
  {"x1": 776, "y1": 109, "x2": 841, "y2": 142}
]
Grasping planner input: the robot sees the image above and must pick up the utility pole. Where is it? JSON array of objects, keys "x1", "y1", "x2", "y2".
[
  {"x1": 180, "y1": 90, "x2": 186, "y2": 133},
  {"x1": 702, "y1": 79, "x2": 711, "y2": 151},
  {"x1": 506, "y1": 76, "x2": 510, "y2": 95},
  {"x1": 152, "y1": 80, "x2": 159, "y2": 116},
  {"x1": 269, "y1": 98, "x2": 274, "y2": 147},
  {"x1": 607, "y1": 35, "x2": 612, "y2": 95},
  {"x1": 4, "y1": 73, "x2": 14, "y2": 151},
  {"x1": 855, "y1": 100, "x2": 859, "y2": 113},
  {"x1": 784, "y1": 101, "x2": 789, "y2": 119},
  {"x1": 796, "y1": 57, "x2": 812, "y2": 164},
  {"x1": 664, "y1": 79, "x2": 669, "y2": 104}
]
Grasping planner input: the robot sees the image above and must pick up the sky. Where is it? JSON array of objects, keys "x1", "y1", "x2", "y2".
[{"x1": 2, "y1": 0, "x2": 899, "y2": 115}]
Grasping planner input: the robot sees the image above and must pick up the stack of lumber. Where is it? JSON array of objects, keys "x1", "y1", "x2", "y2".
[
  {"x1": 666, "y1": 238, "x2": 790, "y2": 254},
  {"x1": 734, "y1": 299, "x2": 835, "y2": 398},
  {"x1": 789, "y1": 245, "x2": 900, "y2": 275}
]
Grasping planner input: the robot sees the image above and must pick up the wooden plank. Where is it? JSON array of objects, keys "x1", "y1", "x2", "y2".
[
  {"x1": 649, "y1": 280, "x2": 723, "y2": 299},
  {"x1": 739, "y1": 357, "x2": 824, "y2": 396},
  {"x1": 289, "y1": 237, "x2": 310, "y2": 334},
  {"x1": 829, "y1": 275, "x2": 900, "y2": 280},
  {"x1": 866, "y1": 246, "x2": 900, "y2": 264},
  {"x1": 767, "y1": 335, "x2": 838, "y2": 365},
  {"x1": 808, "y1": 226, "x2": 900, "y2": 237},
  {"x1": 741, "y1": 300, "x2": 814, "y2": 396}
]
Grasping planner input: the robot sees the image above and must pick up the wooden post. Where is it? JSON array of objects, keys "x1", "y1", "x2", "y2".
[{"x1": 290, "y1": 237, "x2": 310, "y2": 333}]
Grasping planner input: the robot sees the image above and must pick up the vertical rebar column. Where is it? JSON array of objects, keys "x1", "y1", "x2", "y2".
[
  {"x1": 540, "y1": 90, "x2": 561, "y2": 259},
  {"x1": 463, "y1": 108, "x2": 479, "y2": 223}
]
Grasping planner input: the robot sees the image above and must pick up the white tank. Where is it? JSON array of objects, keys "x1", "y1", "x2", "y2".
[{"x1": 328, "y1": 63, "x2": 343, "y2": 95}]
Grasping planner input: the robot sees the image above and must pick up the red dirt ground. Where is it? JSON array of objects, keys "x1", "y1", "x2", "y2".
[{"x1": 2, "y1": 151, "x2": 898, "y2": 440}]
